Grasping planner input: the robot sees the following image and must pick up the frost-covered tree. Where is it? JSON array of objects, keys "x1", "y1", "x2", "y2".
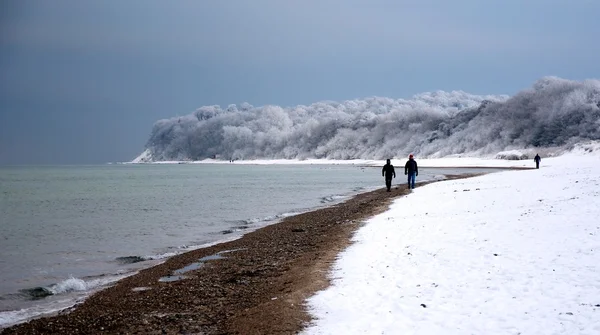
[{"x1": 142, "y1": 77, "x2": 600, "y2": 161}]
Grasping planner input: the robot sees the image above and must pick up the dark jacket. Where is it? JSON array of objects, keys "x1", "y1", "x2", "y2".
[
  {"x1": 405, "y1": 158, "x2": 418, "y2": 175},
  {"x1": 534, "y1": 154, "x2": 541, "y2": 163},
  {"x1": 382, "y1": 164, "x2": 396, "y2": 179}
]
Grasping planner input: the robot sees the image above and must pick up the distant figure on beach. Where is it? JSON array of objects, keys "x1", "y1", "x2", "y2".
[
  {"x1": 534, "y1": 154, "x2": 541, "y2": 169},
  {"x1": 382, "y1": 159, "x2": 396, "y2": 192},
  {"x1": 405, "y1": 154, "x2": 418, "y2": 190}
]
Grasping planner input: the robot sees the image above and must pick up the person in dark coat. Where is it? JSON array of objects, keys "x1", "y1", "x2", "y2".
[
  {"x1": 534, "y1": 154, "x2": 541, "y2": 169},
  {"x1": 382, "y1": 159, "x2": 396, "y2": 192},
  {"x1": 404, "y1": 154, "x2": 418, "y2": 189}
]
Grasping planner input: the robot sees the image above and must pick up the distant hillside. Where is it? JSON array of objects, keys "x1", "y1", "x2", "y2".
[{"x1": 136, "y1": 76, "x2": 600, "y2": 162}]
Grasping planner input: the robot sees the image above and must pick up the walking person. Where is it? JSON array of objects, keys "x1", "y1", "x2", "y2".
[
  {"x1": 534, "y1": 154, "x2": 541, "y2": 169},
  {"x1": 404, "y1": 154, "x2": 418, "y2": 190},
  {"x1": 382, "y1": 159, "x2": 396, "y2": 192}
]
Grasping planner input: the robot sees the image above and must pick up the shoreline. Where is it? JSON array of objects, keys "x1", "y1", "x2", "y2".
[
  {"x1": 125, "y1": 158, "x2": 535, "y2": 170},
  {"x1": 2, "y1": 174, "x2": 481, "y2": 335}
]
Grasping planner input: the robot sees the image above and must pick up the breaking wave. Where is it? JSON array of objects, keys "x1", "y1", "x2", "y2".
[
  {"x1": 15, "y1": 274, "x2": 134, "y2": 301},
  {"x1": 138, "y1": 76, "x2": 600, "y2": 162},
  {"x1": 1, "y1": 274, "x2": 133, "y2": 329},
  {"x1": 19, "y1": 277, "x2": 88, "y2": 300}
]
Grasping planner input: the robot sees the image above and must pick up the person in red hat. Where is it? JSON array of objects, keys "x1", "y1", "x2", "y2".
[{"x1": 404, "y1": 154, "x2": 418, "y2": 189}]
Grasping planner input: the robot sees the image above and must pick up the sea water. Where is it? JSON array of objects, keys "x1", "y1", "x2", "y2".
[{"x1": 0, "y1": 163, "x2": 502, "y2": 327}]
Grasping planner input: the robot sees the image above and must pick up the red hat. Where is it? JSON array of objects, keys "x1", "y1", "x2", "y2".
[{"x1": 409, "y1": 154, "x2": 414, "y2": 158}]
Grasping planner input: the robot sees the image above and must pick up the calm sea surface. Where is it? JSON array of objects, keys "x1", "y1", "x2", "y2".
[{"x1": 0, "y1": 163, "x2": 502, "y2": 327}]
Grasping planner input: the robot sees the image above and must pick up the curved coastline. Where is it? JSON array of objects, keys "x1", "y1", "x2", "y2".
[{"x1": 1, "y1": 172, "x2": 498, "y2": 335}]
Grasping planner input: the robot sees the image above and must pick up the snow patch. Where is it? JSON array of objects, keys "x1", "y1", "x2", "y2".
[
  {"x1": 131, "y1": 149, "x2": 152, "y2": 163},
  {"x1": 494, "y1": 150, "x2": 529, "y2": 160},
  {"x1": 303, "y1": 153, "x2": 600, "y2": 334}
]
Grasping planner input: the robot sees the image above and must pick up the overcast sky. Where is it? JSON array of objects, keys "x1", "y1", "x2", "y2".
[{"x1": 1, "y1": 0, "x2": 599, "y2": 164}]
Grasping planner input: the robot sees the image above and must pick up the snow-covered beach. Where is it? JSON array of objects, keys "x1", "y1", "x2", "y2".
[
  {"x1": 303, "y1": 144, "x2": 600, "y2": 334},
  {"x1": 4, "y1": 0, "x2": 600, "y2": 332},
  {"x1": 4, "y1": 144, "x2": 599, "y2": 334}
]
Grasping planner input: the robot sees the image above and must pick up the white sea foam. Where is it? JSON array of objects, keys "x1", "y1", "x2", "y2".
[
  {"x1": 48, "y1": 277, "x2": 87, "y2": 294},
  {"x1": 0, "y1": 298, "x2": 79, "y2": 329},
  {"x1": 0, "y1": 273, "x2": 134, "y2": 329}
]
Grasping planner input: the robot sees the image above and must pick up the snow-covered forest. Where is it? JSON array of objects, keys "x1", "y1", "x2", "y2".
[{"x1": 139, "y1": 77, "x2": 600, "y2": 161}]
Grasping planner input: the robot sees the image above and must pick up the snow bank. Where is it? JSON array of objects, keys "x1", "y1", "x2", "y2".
[{"x1": 304, "y1": 150, "x2": 600, "y2": 334}]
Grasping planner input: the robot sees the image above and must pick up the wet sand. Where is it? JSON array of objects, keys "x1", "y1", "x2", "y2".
[{"x1": 2, "y1": 175, "x2": 481, "y2": 335}]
